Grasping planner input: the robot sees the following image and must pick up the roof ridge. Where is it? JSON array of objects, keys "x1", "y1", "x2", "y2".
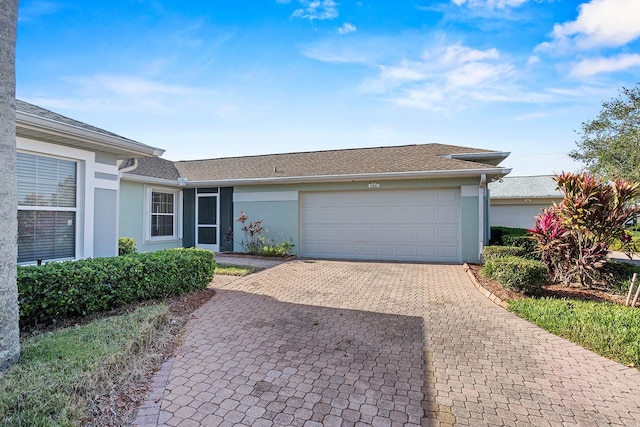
[{"x1": 173, "y1": 143, "x2": 491, "y2": 164}]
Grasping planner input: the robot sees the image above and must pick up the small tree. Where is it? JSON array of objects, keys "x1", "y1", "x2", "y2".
[
  {"x1": 529, "y1": 172, "x2": 639, "y2": 287},
  {"x1": 570, "y1": 84, "x2": 640, "y2": 182}
]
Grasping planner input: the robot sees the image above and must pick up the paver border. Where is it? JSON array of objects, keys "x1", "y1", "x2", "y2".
[{"x1": 462, "y1": 263, "x2": 509, "y2": 309}]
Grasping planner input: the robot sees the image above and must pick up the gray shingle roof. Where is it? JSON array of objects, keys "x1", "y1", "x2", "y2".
[
  {"x1": 489, "y1": 175, "x2": 563, "y2": 199},
  {"x1": 172, "y1": 143, "x2": 506, "y2": 182},
  {"x1": 16, "y1": 99, "x2": 136, "y2": 142},
  {"x1": 121, "y1": 157, "x2": 181, "y2": 180}
]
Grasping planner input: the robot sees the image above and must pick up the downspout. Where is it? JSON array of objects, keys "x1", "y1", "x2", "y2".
[
  {"x1": 118, "y1": 158, "x2": 138, "y2": 174},
  {"x1": 479, "y1": 174, "x2": 486, "y2": 260}
]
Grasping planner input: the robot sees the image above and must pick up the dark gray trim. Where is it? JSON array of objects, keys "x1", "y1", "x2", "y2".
[
  {"x1": 219, "y1": 187, "x2": 234, "y2": 252},
  {"x1": 182, "y1": 188, "x2": 195, "y2": 248}
]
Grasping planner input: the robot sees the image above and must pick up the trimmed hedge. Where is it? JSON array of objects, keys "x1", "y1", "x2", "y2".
[
  {"x1": 482, "y1": 245, "x2": 527, "y2": 261},
  {"x1": 482, "y1": 256, "x2": 548, "y2": 294},
  {"x1": 18, "y1": 248, "x2": 215, "y2": 326},
  {"x1": 502, "y1": 235, "x2": 539, "y2": 259}
]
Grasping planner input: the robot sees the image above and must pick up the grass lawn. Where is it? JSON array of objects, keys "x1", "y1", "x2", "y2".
[
  {"x1": 0, "y1": 305, "x2": 168, "y2": 426},
  {"x1": 215, "y1": 263, "x2": 262, "y2": 276},
  {"x1": 509, "y1": 298, "x2": 640, "y2": 367}
]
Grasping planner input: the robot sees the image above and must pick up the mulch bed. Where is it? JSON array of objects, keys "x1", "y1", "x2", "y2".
[{"x1": 467, "y1": 264, "x2": 629, "y2": 305}]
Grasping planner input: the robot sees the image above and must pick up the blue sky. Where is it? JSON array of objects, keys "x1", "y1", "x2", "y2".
[{"x1": 15, "y1": 0, "x2": 640, "y2": 176}]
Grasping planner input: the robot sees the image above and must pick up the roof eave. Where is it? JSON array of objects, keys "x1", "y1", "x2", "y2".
[
  {"x1": 179, "y1": 167, "x2": 513, "y2": 187},
  {"x1": 16, "y1": 111, "x2": 165, "y2": 158},
  {"x1": 119, "y1": 172, "x2": 182, "y2": 186},
  {"x1": 443, "y1": 151, "x2": 510, "y2": 166}
]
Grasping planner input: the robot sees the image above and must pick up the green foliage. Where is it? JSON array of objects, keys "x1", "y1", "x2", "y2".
[
  {"x1": 17, "y1": 248, "x2": 215, "y2": 326},
  {"x1": 529, "y1": 172, "x2": 640, "y2": 287},
  {"x1": 610, "y1": 227, "x2": 640, "y2": 252},
  {"x1": 502, "y1": 235, "x2": 539, "y2": 259},
  {"x1": 491, "y1": 226, "x2": 528, "y2": 238},
  {"x1": 489, "y1": 227, "x2": 538, "y2": 258},
  {"x1": 509, "y1": 298, "x2": 640, "y2": 367},
  {"x1": 482, "y1": 245, "x2": 527, "y2": 261},
  {"x1": 257, "y1": 239, "x2": 295, "y2": 257},
  {"x1": 216, "y1": 263, "x2": 262, "y2": 276},
  {"x1": 570, "y1": 84, "x2": 640, "y2": 182},
  {"x1": 0, "y1": 305, "x2": 168, "y2": 426},
  {"x1": 599, "y1": 262, "x2": 640, "y2": 295},
  {"x1": 482, "y1": 256, "x2": 548, "y2": 294},
  {"x1": 236, "y1": 211, "x2": 295, "y2": 256},
  {"x1": 118, "y1": 237, "x2": 137, "y2": 256}
]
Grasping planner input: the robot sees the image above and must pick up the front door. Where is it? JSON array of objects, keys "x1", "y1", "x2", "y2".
[{"x1": 196, "y1": 192, "x2": 219, "y2": 251}]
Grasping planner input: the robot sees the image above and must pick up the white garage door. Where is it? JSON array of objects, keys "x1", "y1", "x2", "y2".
[
  {"x1": 300, "y1": 189, "x2": 461, "y2": 262},
  {"x1": 490, "y1": 204, "x2": 550, "y2": 229}
]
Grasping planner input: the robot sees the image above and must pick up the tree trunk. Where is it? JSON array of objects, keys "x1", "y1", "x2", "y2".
[{"x1": 0, "y1": 0, "x2": 19, "y2": 371}]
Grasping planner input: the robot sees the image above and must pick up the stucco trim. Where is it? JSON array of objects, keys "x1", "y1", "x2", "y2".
[{"x1": 180, "y1": 167, "x2": 512, "y2": 187}]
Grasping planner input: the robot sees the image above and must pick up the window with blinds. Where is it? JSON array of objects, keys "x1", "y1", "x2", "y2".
[
  {"x1": 17, "y1": 153, "x2": 77, "y2": 263},
  {"x1": 151, "y1": 191, "x2": 175, "y2": 237}
]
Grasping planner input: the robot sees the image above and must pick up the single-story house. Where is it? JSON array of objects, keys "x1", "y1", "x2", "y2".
[
  {"x1": 15, "y1": 100, "x2": 512, "y2": 264},
  {"x1": 15, "y1": 100, "x2": 163, "y2": 264},
  {"x1": 120, "y1": 145, "x2": 512, "y2": 263},
  {"x1": 488, "y1": 175, "x2": 563, "y2": 229}
]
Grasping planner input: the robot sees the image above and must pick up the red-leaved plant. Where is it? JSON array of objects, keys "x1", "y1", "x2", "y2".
[
  {"x1": 529, "y1": 172, "x2": 639, "y2": 287},
  {"x1": 236, "y1": 211, "x2": 266, "y2": 254}
]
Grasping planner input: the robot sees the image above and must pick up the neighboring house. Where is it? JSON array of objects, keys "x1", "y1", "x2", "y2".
[
  {"x1": 120, "y1": 144, "x2": 512, "y2": 263},
  {"x1": 15, "y1": 100, "x2": 163, "y2": 264},
  {"x1": 488, "y1": 175, "x2": 563, "y2": 229}
]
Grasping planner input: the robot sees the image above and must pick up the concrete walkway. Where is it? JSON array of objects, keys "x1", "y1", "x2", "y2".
[{"x1": 136, "y1": 261, "x2": 640, "y2": 426}]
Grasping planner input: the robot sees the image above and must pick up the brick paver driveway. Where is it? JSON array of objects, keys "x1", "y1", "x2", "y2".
[{"x1": 136, "y1": 261, "x2": 640, "y2": 426}]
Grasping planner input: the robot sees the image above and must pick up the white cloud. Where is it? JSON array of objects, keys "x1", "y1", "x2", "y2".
[
  {"x1": 338, "y1": 23, "x2": 357, "y2": 35},
  {"x1": 27, "y1": 74, "x2": 207, "y2": 114},
  {"x1": 540, "y1": 0, "x2": 640, "y2": 51},
  {"x1": 76, "y1": 74, "x2": 194, "y2": 98},
  {"x1": 291, "y1": 0, "x2": 338, "y2": 20},
  {"x1": 357, "y1": 43, "x2": 517, "y2": 110},
  {"x1": 570, "y1": 53, "x2": 640, "y2": 77},
  {"x1": 451, "y1": 0, "x2": 528, "y2": 10},
  {"x1": 527, "y1": 55, "x2": 540, "y2": 65}
]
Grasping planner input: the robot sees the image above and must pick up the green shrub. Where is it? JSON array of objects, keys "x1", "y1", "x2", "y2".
[
  {"x1": 118, "y1": 237, "x2": 137, "y2": 256},
  {"x1": 491, "y1": 226, "x2": 528, "y2": 237},
  {"x1": 482, "y1": 245, "x2": 527, "y2": 261},
  {"x1": 599, "y1": 261, "x2": 640, "y2": 294},
  {"x1": 502, "y1": 235, "x2": 540, "y2": 259},
  {"x1": 257, "y1": 240, "x2": 295, "y2": 257},
  {"x1": 483, "y1": 256, "x2": 548, "y2": 294},
  {"x1": 18, "y1": 248, "x2": 215, "y2": 326}
]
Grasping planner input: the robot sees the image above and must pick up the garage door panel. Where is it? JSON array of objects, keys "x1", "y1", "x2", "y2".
[
  {"x1": 416, "y1": 246, "x2": 437, "y2": 257},
  {"x1": 437, "y1": 207, "x2": 459, "y2": 223},
  {"x1": 439, "y1": 246, "x2": 459, "y2": 258},
  {"x1": 438, "y1": 226, "x2": 458, "y2": 240},
  {"x1": 396, "y1": 226, "x2": 416, "y2": 239},
  {"x1": 415, "y1": 226, "x2": 437, "y2": 240},
  {"x1": 301, "y1": 189, "x2": 460, "y2": 262}
]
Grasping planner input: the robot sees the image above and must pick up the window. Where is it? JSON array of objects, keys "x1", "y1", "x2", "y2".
[
  {"x1": 17, "y1": 153, "x2": 77, "y2": 263},
  {"x1": 151, "y1": 191, "x2": 175, "y2": 237},
  {"x1": 146, "y1": 187, "x2": 181, "y2": 241}
]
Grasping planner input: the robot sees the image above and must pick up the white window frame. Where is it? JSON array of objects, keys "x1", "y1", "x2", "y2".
[
  {"x1": 16, "y1": 139, "x2": 89, "y2": 264},
  {"x1": 144, "y1": 185, "x2": 182, "y2": 242}
]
